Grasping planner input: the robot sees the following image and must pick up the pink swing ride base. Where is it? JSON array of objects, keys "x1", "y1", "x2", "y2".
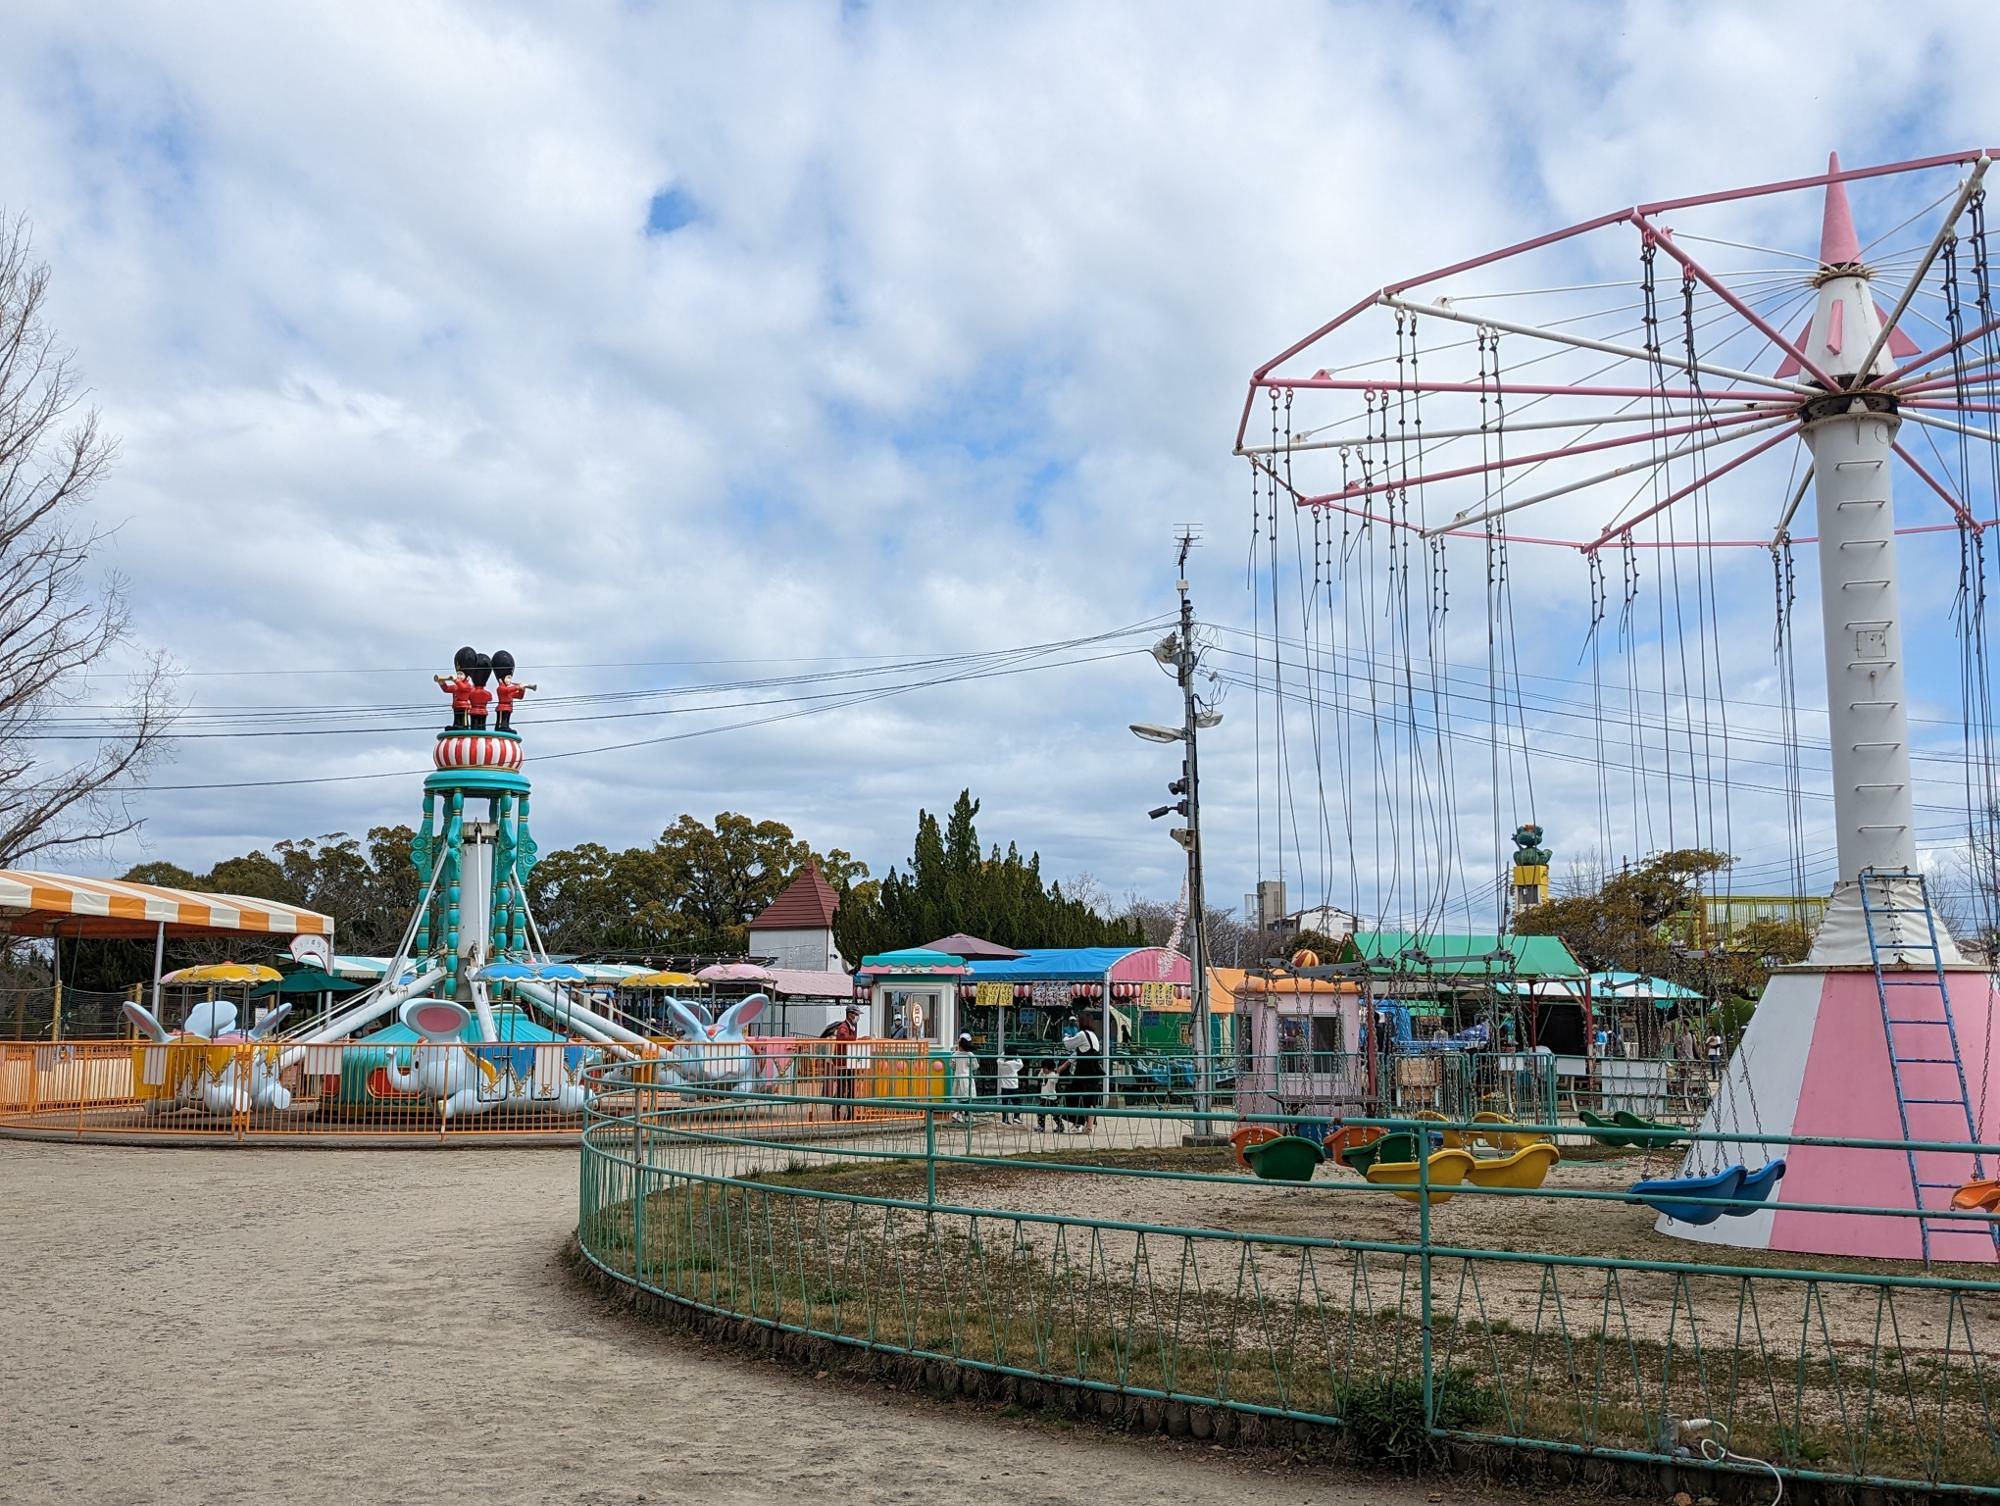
[{"x1": 1662, "y1": 966, "x2": 2000, "y2": 1264}]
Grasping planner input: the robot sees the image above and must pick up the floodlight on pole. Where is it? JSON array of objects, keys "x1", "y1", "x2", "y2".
[{"x1": 1129, "y1": 723, "x2": 1185, "y2": 744}]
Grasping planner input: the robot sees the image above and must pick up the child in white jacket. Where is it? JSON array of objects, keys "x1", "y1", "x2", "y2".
[
  {"x1": 1035, "y1": 1060, "x2": 1064, "y2": 1132},
  {"x1": 996, "y1": 1055, "x2": 1025, "y2": 1125}
]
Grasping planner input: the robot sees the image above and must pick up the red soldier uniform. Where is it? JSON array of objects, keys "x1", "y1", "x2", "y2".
[
  {"x1": 436, "y1": 672, "x2": 474, "y2": 728},
  {"x1": 465, "y1": 682, "x2": 493, "y2": 728},
  {"x1": 494, "y1": 677, "x2": 535, "y2": 731}
]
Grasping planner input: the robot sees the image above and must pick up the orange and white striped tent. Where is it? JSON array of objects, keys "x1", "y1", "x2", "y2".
[{"x1": 0, "y1": 870, "x2": 333, "y2": 940}]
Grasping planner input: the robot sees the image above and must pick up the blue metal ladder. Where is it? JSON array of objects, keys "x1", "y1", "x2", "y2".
[{"x1": 1857, "y1": 868, "x2": 1997, "y2": 1263}]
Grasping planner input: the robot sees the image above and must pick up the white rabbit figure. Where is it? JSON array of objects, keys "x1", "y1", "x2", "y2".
[
  {"x1": 663, "y1": 993, "x2": 767, "y2": 1093},
  {"x1": 380, "y1": 999, "x2": 504, "y2": 1119},
  {"x1": 122, "y1": 998, "x2": 294, "y2": 1116}
]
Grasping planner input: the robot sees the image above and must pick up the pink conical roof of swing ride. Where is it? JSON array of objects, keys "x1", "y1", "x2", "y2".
[{"x1": 1773, "y1": 152, "x2": 1920, "y2": 377}]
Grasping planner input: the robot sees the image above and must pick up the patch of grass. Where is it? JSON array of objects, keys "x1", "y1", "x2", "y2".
[{"x1": 1335, "y1": 1370, "x2": 1499, "y2": 1470}]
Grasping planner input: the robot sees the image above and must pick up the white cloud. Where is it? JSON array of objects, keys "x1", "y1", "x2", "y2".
[{"x1": 2, "y1": 0, "x2": 1996, "y2": 927}]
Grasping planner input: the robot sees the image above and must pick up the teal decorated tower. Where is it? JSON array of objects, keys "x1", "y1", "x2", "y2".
[{"x1": 412, "y1": 646, "x2": 540, "y2": 1006}]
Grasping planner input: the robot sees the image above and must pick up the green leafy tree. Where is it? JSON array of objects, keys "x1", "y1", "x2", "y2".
[
  {"x1": 121, "y1": 861, "x2": 203, "y2": 890},
  {"x1": 653, "y1": 813, "x2": 865, "y2": 952},
  {"x1": 1512, "y1": 847, "x2": 1800, "y2": 1002},
  {"x1": 525, "y1": 841, "x2": 675, "y2": 953},
  {"x1": 524, "y1": 814, "x2": 867, "y2": 956}
]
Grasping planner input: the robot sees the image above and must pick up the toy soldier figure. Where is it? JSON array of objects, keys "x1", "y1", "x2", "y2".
[
  {"x1": 434, "y1": 646, "x2": 478, "y2": 729},
  {"x1": 466, "y1": 651, "x2": 495, "y2": 730},
  {"x1": 491, "y1": 650, "x2": 537, "y2": 732}
]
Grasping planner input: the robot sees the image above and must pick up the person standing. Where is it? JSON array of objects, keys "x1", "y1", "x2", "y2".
[
  {"x1": 1373, "y1": 1007, "x2": 1395, "y2": 1063},
  {"x1": 1670, "y1": 1025, "x2": 1694, "y2": 1089},
  {"x1": 830, "y1": 1004, "x2": 861, "y2": 1120},
  {"x1": 996, "y1": 1053, "x2": 1025, "y2": 1125},
  {"x1": 1061, "y1": 1014, "x2": 1103, "y2": 1132},
  {"x1": 950, "y1": 1033, "x2": 979, "y2": 1123},
  {"x1": 1705, "y1": 1027, "x2": 1725, "y2": 1083}
]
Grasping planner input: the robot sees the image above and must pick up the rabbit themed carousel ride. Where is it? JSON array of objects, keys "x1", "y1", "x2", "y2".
[{"x1": 120, "y1": 649, "x2": 773, "y2": 1124}]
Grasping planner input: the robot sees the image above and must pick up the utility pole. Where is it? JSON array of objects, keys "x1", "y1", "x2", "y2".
[
  {"x1": 1136, "y1": 529, "x2": 1219, "y2": 1133},
  {"x1": 1176, "y1": 533, "x2": 1214, "y2": 1121}
]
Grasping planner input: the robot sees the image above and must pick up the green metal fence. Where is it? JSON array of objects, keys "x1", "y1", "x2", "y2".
[{"x1": 575, "y1": 1070, "x2": 2000, "y2": 1496}]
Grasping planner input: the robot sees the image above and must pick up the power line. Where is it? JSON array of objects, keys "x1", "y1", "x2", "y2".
[{"x1": 73, "y1": 618, "x2": 1172, "y2": 794}]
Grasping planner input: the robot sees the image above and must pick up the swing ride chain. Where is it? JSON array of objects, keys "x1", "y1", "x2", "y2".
[
  {"x1": 1680, "y1": 269, "x2": 1705, "y2": 409},
  {"x1": 1640, "y1": 239, "x2": 1660, "y2": 361}
]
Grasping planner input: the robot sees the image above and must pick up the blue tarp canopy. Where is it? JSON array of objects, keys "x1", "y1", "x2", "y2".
[{"x1": 964, "y1": 947, "x2": 1142, "y2": 981}]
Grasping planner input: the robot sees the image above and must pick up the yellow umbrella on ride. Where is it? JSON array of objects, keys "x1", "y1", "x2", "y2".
[
  {"x1": 160, "y1": 962, "x2": 284, "y2": 985},
  {"x1": 621, "y1": 970, "x2": 702, "y2": 988}
]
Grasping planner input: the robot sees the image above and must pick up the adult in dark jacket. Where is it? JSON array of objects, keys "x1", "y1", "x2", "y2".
[{"x1": 1060, "y1": 1013, "x2": 1104, "y2": 1131}]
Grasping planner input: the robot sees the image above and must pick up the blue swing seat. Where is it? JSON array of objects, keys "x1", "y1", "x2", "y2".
[
  {"x1": 1735, "y1": 1158, "x2": 1787, "y2": 1204},
  {"x1": 1632, "y1": 1158, "x2": 1786, "y2": 1224}
]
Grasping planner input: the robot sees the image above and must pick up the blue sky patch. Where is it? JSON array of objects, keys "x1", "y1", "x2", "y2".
[{"x1": 645, "y1": 186, "x2": 701, "y2": 236}]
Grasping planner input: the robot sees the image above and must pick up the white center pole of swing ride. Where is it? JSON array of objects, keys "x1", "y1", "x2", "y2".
[
  {"x1": 1793, "y1": 166, "x2": 1954, "y2": 962},
  {"x1": 1805, "y1": 396, "x2": 1917, "y2": 880}
]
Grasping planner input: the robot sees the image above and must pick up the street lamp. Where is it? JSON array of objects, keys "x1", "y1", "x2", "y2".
[{"x1": 1129, "y1": 723, "x2": 1184, "y2": 744}]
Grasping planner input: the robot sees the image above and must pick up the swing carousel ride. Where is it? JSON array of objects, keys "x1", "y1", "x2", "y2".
[
  {"x1": 113, "y1": 647, "x2": 766, "y2": 1125},
  {"x1": 1234, "y1": 149, "x2": 2000, "y2": 1263}
]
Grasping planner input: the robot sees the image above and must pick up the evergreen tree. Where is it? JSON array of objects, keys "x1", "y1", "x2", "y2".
[{"x1": 834, "y1": 789, "x2": 1142, "y2": 957}]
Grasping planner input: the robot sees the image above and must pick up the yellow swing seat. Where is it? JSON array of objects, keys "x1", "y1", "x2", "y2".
[
  {"x1": 1364, "y1": 1148, "x2": 1476, "y2": 1204},
  {"x1": 1465, "y1": 1141, "x2": 1560, "y2": 1190}
]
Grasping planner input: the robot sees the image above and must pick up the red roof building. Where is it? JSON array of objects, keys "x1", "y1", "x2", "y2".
[{"x1": 748, "y1": 864, "x2": 845, "y2": 971}]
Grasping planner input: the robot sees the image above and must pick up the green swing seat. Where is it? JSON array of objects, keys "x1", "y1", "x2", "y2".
[
  {"x1": 1339, "y1": 1130, "x2": 1417, "y2": 1176},
  {"x1": 1612, "y1": 1110, "x2": 1686, "y2": 1146},
  {"x1": 1578, "y1": 1108, "x2": 1684, "y2": 1149},
  {"x1": 1244, "y1": 1134, "x2": 1325, "y2": 1183}
]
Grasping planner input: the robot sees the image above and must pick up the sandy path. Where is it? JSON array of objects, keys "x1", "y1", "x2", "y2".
[{"x1": 0, "y1": 1142, "x2": 1525, "y2": 1506}]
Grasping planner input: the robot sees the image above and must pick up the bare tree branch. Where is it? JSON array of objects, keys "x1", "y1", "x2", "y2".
[{"x1": 0, "y1": 214, "x2": 175, "y2": 868}]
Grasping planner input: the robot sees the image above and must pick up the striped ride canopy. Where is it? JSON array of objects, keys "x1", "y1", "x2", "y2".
[{"x1": 0, "y1": 870, "x2": 334, "y2": 939}]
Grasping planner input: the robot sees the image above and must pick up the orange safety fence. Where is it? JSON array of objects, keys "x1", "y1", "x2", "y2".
[{"x1": 0, "y1": 1036, "x2": 943, "y2": 1142}]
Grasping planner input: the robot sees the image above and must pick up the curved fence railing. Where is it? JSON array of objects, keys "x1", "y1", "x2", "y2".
[
  {"x1": 0, "y1": 1036, "x2": 942, "y2": 1141},
  {"x1": 576, "y1": 1066, "x2": 2000, "y2": 1498}
]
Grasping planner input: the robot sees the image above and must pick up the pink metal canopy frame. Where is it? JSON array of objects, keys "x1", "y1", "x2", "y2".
[
  {"x1": 1234, "y1": 151, "x2": 2000, "y2": 1264},
  {"x1": 1235, "y1": 149, "x2": 2000, "y2": 552}
]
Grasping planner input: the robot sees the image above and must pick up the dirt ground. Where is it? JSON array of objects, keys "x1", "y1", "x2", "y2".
[{"x1": 0, "y1": 1140, "x2": 1539, "y2": 1506}]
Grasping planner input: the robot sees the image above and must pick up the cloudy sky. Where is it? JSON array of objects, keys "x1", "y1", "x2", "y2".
[{"x1": 3, "y1": 1, "x2": 1997, "y2": 931}]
